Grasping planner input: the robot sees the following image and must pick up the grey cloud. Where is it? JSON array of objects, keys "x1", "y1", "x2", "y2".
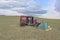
[
  {"x1": 0, "y1": 0, "x2": 47, "y2": 17},
  {"x1": 0, "y1": 4, "x2": 13, "y2": 9},
  {"x1": 55, "y1": 0, "x2": 60, "y2": 13},
  {"x1": 15, "y1": 10, "x2": 47, "y2": 14},
  {"x1": 0, "y1": 0, "x2": 40, "y2": 9},
  {"x1": 0, "y1": 1, "x2": 27, "y2": 9}
]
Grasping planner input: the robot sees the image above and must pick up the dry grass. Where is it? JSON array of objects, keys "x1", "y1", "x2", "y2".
[{"x1": 0, "y1": 16, "x2": 60, "y2": 40}]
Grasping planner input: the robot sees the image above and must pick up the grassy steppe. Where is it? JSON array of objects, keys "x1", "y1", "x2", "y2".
[{"x1": 0, "y1": 16, "x2": 60, "y2": 40}]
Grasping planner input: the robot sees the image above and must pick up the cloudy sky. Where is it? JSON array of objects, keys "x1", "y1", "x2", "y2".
[{"x1": 0, "y1": 0, "x2": 60, "y2": 19}]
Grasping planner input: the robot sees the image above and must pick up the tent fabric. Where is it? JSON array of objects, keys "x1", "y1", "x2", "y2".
[{"x1": 37, "y1": 22, "x2": 48, "y2": 30}]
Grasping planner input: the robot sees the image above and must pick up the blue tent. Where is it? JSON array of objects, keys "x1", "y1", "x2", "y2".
[{"x1": 37, "y1": 21, "x2": 48, "y2": 30}]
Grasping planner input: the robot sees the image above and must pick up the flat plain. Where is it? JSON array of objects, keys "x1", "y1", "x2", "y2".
[{"x1": 0, "y1": 16, "x2": 60, "y2": 40}]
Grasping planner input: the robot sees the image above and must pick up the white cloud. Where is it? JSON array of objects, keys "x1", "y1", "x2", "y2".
[
  {"x1": 39, "y1": 9, "x2": 60, "y2": 19},
  {"x1": 55, "y1": 0, "x2": 60, "y2": 13},
  {"x1": 0, "y1": 9, "x2": 25, "y2": 16},
  {"x1": 0, "y1": 0, "x2": 60, "y2": 19},
  {"x1": 38, "y1": 0, "x2": 60, "y2": 19},
  {"x1": 0, "y1": 0, "x2": 41, "y2": 15}
]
